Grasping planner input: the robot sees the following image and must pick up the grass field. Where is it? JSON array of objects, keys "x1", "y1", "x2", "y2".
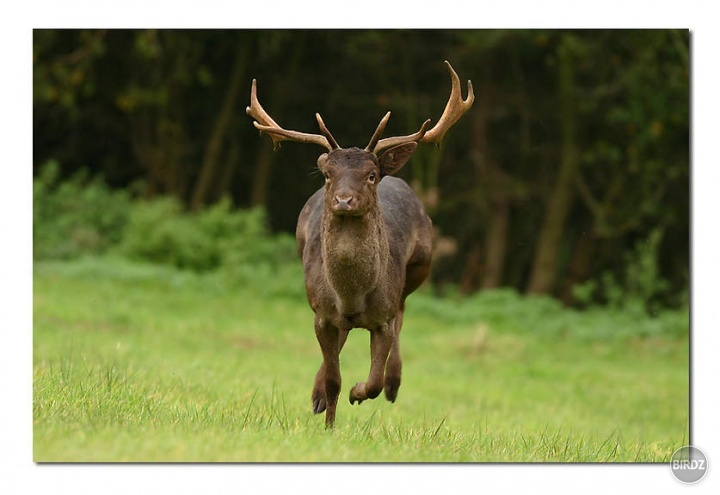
[{"x1": 33, "y1": 257, "x2": 689, "y2": 462}]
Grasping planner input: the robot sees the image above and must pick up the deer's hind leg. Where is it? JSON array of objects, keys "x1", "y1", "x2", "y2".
[
  {"x1": 383, "y1": 303, "x2": 404, "y2": 403},
  {"x1": 349, "y1": 321, "x2": 395, "y2": 405}
]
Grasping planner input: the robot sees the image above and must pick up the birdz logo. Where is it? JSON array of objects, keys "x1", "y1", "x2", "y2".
[{"x1": 670, "y1": 446, "x2": 708, "y2": 483}]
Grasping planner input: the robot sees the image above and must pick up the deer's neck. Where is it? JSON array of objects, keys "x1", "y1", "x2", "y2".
[{"x1": 321, "y1": 208, "x2": 388, "y2": 315}]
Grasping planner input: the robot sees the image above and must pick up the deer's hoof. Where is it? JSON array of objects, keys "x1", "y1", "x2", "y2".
[
  {"x1": 384, "y1": 377, "x2": 400, "y2": 403},
  {"x1": 312, "y1": 393, "x2": 326, "y2": 414},
  {"x1": 349, "y1": 382, "x2": 365, "y2": 405}
]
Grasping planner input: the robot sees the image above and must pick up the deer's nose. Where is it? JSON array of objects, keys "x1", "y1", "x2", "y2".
[{"x1": 334, "y1": 195, "x2": 354, "y2": 210}]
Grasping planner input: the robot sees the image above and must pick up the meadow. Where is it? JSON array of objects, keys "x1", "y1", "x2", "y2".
[{"x1": 33, "y1": 256, "x2": 688, "y2": 462}]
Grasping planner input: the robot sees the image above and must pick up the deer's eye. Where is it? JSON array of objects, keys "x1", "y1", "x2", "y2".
[{"x1": 368, "y1": 172, "x2": 376, "y2": 183}]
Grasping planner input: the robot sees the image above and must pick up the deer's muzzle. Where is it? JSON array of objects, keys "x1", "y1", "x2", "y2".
[{"x1": 333, "y1": 195, "x2": 355, "y2": 213}]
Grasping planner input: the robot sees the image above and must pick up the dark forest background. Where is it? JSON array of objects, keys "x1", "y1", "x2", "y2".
[{"x1": 33, "y1": 29, "x2": 689, "y2": 310}]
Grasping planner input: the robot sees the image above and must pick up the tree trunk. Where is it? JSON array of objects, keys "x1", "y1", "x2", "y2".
[
  {"x1": 559, "y1": 226, "x2": 596, "y2": 305},
  {"x1": 250, "y1": 141, "x2": 276, "y2": 208},
  {"x1": 190, "y1": 44, "x2": 248, "y2": 211},
  {"x1": 470, "y1": 71, "x2": 514, "y2": 291},
  {"x1": 527, "y1": 35, "x2": 579, "y2": 295},
  {"x1": 482, "y1": 197, "x2": 510, "y2": 289},
  {"x1": 459, "y1": 243, "x2": 483, "y2": 294},
  {"x1": 212, "y1": 138, "x2": 240, "y2": 202}
]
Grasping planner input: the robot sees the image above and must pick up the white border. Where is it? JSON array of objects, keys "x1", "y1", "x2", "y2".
[{"x1": 3, "y1": 1, "x2": 718, "y2": 494}]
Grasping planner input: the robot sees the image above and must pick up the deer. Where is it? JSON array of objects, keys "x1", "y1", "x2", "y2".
[{"x1": 246, "y1": 61, "x2": 474, "y2": 427}]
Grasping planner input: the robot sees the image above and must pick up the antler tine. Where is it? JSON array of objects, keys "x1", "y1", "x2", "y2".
[
  {"x1": 365, "y1": 111, "x2": 392, "y2": 152},
  {"x1": 315, "y1": 113, "x2": 340, "y2": 150},
  {"x1": 421, "y1": 60, "x2": 474, "y2": 144},
  {"x1": 371, "y1": 61, "x2": 474, "y2": 156},
  {"x1": 246, "y1": 79, "x2": 334, "y2": 151},
  {"x1": 372, "y1": 119, "x2": 432, "y2": 156}
]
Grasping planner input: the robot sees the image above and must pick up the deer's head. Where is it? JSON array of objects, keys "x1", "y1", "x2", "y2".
[
  {"x1": 247, "y1": 61, "x2": 474, "y2": 218},
  {"x1": 317, "y1": 140, "x2": 420, "y2": 217}
]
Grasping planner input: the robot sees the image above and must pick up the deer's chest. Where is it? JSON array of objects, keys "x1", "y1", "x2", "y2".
[{"x1": 308, "y1": 257, "x2": 403, "y2": 331}]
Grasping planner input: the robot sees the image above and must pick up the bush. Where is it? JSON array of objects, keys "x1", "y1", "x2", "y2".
[
  {"x1": 572, "y1": 228, "x2": 676, "y2": 314},
  {"x1": 34, "y1": 163, "x2": 303, "y2": 295},
  {"x1": 118, "y1": 196, "x2": 301, "y2": 282},
  {"x1": 33, "y1": 161, "x2": 132, "y2": 259},
  {"x1": 118, "y1": 197, "x2": 221, "y2": 271}
]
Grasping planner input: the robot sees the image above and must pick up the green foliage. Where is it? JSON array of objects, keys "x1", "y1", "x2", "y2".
[
  {"x1": 33, "y1": 30, "x2": 106, "y2": 112},
  {"x1": 118, "y1": 197, "x2": 221, "y2": 271},
  {"x1": 33, "y1": 160, "x2": 132, "y2": 260},
  {"x1": 194, "y1": 198, "x2": 297, "y2": 271},
  {"x1": 624, "y1": 229, "x2": 670, "y2": 309},
  {"x1": 34, "y1": 164, "x2": 304, "y2": 296},
  {"x1": 118, "y1": 197, "x2": 303, "y2": 297},
  {"x1": 573, "y1": 228, "x2": 676, "y2": 315},
  {"x1": 415, "y1": 285, "x2": 687, "y2": 342}
]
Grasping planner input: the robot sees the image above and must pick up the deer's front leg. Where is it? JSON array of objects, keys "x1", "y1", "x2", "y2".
[
  {"x1": 312, "y1": 328, "x2": 349, "y2": 414},
  {"x1": 315, "y1": 316, "x2": 342, "y2": 428},
  {"x1": 349, "y1": 320, "x2": 394, "y2": 405}
]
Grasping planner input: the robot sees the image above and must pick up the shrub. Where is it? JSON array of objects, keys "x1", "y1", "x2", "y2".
[
  {"x1": 118, "y1": 196, "x2": 301, "y2": 281},
  {"x1": 33, "y1": 161, "x2": 132, "y2": 259},
  {"x1": 572, "y1": 228, "x2": 677, "y2": 313},
  {"x1": 118, "y1": 197, "x2": 221, "y2": 271},
  {"x1": 34, "y1": 163, "x2": 303, "y2": 294}
]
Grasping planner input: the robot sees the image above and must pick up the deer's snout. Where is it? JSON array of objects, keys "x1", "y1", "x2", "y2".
[{"x1": 333, "y1": 194, "x2": 355, "y2": 211}]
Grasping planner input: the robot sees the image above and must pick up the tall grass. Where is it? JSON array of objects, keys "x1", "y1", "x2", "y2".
[{"x1": 33, "y1": 257, "x2": 689, "y2": 462}]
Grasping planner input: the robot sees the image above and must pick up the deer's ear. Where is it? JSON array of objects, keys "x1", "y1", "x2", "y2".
[
  {"x1": 378, "y1": 142, "x2": 418, "y2": 177},
  {"x1": 317, "y1": 153, "x2": 329, "y2": 169}
]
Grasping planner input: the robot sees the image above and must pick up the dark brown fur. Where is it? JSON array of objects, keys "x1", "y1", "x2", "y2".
[{"x1": 296, "y1": 147, "x2": 433, "y2": 427}]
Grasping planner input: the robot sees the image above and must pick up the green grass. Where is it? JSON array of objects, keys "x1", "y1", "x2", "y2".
[{"x1": 33, "y1": 257, "x2": 689, "y2": 462}]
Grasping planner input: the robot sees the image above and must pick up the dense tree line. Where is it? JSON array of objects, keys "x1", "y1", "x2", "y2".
[{"x1": 33, "y1": 30, "x2": 689, "y2": 309}]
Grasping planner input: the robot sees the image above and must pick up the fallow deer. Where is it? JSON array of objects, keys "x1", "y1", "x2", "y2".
[{"x1": 247, "y1": 61, "x2": 474, "y2": 427}]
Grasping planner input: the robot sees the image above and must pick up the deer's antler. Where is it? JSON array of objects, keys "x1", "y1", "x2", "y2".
[
  {"x1": 368, "y1": 60, "x2": 474, "y2": 155},
  {"x1": 246, "y1": 79, "x2": 339, "y2": 151}
]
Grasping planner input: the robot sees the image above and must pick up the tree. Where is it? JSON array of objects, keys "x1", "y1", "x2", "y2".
[
  {"x1": 190, "y1": 37, "x2": 250, "y2": 210},
  {"x1": 527, "y1": 33, "x2": 580, "y2": 295}
]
